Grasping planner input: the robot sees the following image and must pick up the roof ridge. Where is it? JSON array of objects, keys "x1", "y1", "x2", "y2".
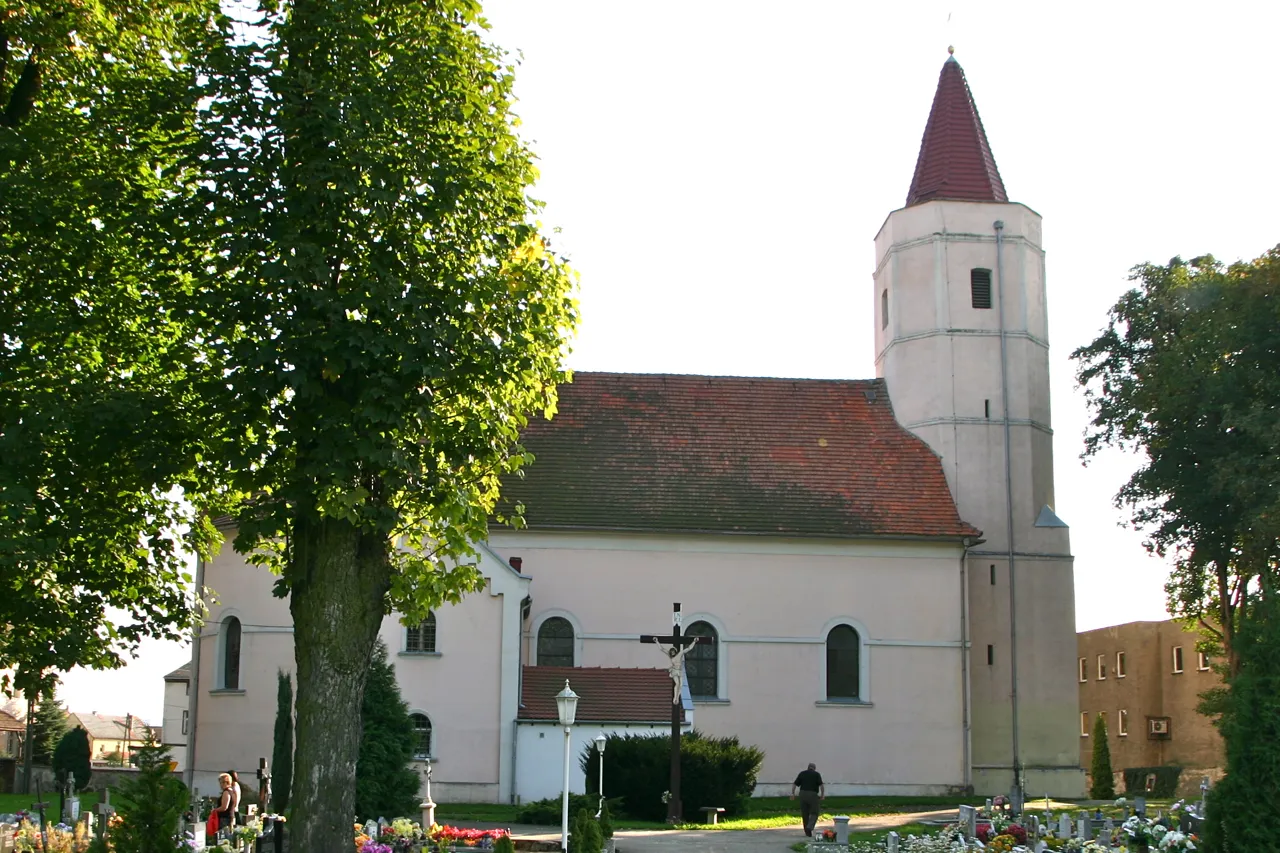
[{"x1": 906, "y1": 55, "x2": 1008, "y2": 207}]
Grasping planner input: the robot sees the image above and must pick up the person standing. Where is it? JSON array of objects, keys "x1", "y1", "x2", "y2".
[
  {"x1": 228, "y1": 769, "x2": 243, "y2": 822},
  {"x1": 790, "y1": 762, "x2": 825, "y2": 837},
  {"x1": 213, "y1": 773, "x2": 236, "y2": 838}
]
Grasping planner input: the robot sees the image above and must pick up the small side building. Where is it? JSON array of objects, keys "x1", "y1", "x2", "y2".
[
  {"x1": 70, "y1": 712, "x2": 156, "y2": 766},
  {"x1": 1077, "y1": 620, "x2": 1224, "y2": 794},
  {"x1": 162, "y1": 664, "x2": 191, "y2": 772}
]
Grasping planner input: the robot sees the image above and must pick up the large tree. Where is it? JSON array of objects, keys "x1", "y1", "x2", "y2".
[
  {"x1": 29, "y1": 687, "x2": 67, "y2": 765},
  {"x1": 1073, "y1": 250, "x2": 1280, "y2": 674},
  {"x1": 0, "y1": 0, "x2": 223, "y2": 696},
  {"x1": 189, "y1": 2, "x2": 577, "y2": 850}
]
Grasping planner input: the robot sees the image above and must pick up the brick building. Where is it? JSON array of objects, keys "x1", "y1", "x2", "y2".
[{"x1": 1078, "y1": 620, "x2": 1224, "y2": 790}]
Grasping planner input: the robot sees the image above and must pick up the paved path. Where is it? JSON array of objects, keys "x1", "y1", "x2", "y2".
[{"x1": 459, "y1": 810, "x2": 957, "y2": 853}]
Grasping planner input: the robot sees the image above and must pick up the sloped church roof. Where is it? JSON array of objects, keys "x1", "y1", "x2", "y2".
[
  {"x1": 502, "y1": 373, "x2": 979, "y2": 540},
  {"x1": 906, "y1": 53, "x2": 1007, "y2": 207}
]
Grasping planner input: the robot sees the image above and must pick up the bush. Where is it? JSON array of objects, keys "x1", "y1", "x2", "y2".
[
  {"x1": 1089, "y1": 713, "x2": 1115, "y2": 799},
  {"x1": 569, "y1": 808, "x2": 602, "y2": 853},
  {"x1": 1122, "y1": 765, "x2": 1183, "y2": 798},
  {"x1": 515, "y1": 793, "x2": 608, "y2": 825},
  {"x1": 271, "y1": 670, "x2": 293, "y2": 814},
  {"x1": 493, "y1": 834, "x2": 516, "y2": 853},
  {"x1": 111, "y1": 735, "x2": 189, "y2": 853},
  {"x1": 579, "y1": 730, "x2": 763, "y2": 821},
  {"x1": 53, "y1": 726, "x2": 92, "y2": 792}
]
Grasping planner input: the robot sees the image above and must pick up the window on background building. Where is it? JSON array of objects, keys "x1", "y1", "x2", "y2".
[
  {"x1": 1198, "y1": 651, "x2": 1210, "y2": 671},
  {"x1": 685, "y1": 621, "x2": 718, "y2": 699},
  {"x1": 222, "y1": 616, "x2": 242, "y2": 690},
  {"x1": 537, "y1": 617, "x2": 575, "y2": 667},
  {"x1": 1079, "y1": 658, "x2": 1087, "y2": 683},
  {"x1": 1172, "y1": 646, "x2": 1184, "y2": 673},
  {"x1": 406, "y1": 612, "x2": 437, "y2": 653},
  {"x1": 1118, "y1": 709, "x2": 1129, "y2": 736},
  {"x1": 1081, "y1": 712, "x2": 1089, "y2": 736},
  {"x1": 1116, "y1": 651, "x2": 1127, "y2": 677},
  {"x1": 971, "y1": 269, "x2": 993, "y2": 309},
  {"x1": 182, "y1": 710, "x2": 189, "y2": 736},
  {"x1": 1097, "y1": 654, "x2": 1107, "y2": 680},
  {"x1": 409, "y1": 713, "x2": 432, "y2": 760},
  {"x1": 881, "y1": 290, "x2": 889, "y2": 329},
  {"x1": 987, "y1": 645, "x2": 994, "y2": 665},
  {"x1": 826, "y1": 625, "x2": 861, "y2": 700}
]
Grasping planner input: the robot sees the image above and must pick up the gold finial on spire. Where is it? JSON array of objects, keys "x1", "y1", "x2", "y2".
[{"x1": 947, "y1": 45, "x2": 955, "y2": 56}]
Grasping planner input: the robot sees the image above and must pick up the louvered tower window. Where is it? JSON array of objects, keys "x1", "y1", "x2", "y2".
[{"x1": 971, "y1": 269, "x2": 992, "y2": 309}]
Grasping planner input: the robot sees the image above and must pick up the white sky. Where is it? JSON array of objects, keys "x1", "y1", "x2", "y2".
[{"x1": 53, "y1": 1, "x2": 1279, "y2": 723}]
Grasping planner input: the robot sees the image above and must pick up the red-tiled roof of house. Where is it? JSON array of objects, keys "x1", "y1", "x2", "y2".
[
  {"x1": 500, "y1": 373, "x2": 978, "y2": 540},
  {"x1": 906, "y1": 54, "x2": 1008, "y2": 207},
  {"x1": 519, "y1": 667, "x2": 683, "y2": 723}
]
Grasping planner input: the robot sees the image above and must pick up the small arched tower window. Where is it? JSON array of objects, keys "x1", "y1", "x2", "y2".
[
  {"x1": 685, "y1": 621, "x2": 718, "y2": 699},
  {"x1": 826, "y1": 624, "x2": 860, "y2": 700},
  {"x1": 971, "y1": 268, "x2": 992, "y2": 309},
  {"x1": 407, "y1": 612, "x2": 436, "y2": 653},
  {"x1": 537, "y1": 617, "x2": 574, "y2": 667},
  {"x1": 881, "y1": 289, "x2": 889, "y2": 329},
  {"x1": 222, "y1": 616, "x2": 242, "y2": 690},
  {"x1": 409, "y1": 712, "x2": 432, "y2": 759}
]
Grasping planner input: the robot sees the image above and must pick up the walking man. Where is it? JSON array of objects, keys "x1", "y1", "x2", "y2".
[{"x1": 790, "y1": 762, "x2": 825, "y2": 837}]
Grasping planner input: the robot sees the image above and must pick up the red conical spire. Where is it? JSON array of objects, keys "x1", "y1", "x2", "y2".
[{"x1": 905, "y1": 52, "x2": 1007, "y2": 207}]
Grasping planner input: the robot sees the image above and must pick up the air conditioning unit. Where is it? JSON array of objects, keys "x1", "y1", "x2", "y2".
[{"x1": 1149, "y1": 718, "x2": 1170, "y2": 735}]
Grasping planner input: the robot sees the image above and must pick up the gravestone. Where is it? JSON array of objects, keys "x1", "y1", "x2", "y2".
[
  {"x1": 832, "y1": 816, "x2": 850, "y2": 845},
  {"x1": 1200, "y1": 777, "x2": 1211, "y2": 815},
  {"x1": 1076, "y1": 816, "x2": 1089, "y2": 840},
  {"x1": 0, "y1": 824, "x2": 14, "y2": 853},
  {"x1": 1104, "y1": 817, "x2": 1115, "y2": 834},
  {"x1": 1026, "y1": 814, "x2": 1039, "y2": 842},
  {"x1": 364, "y1": 821, "x2": 377, "y2": 841},
  {"x1": 1034, "y1": 843, "x2": 1048, "y2": 853},
  {"x1": 985, "y1": 798, "x2": 994, "y2": 813},
  {"x1": 1135, "y1": 796, "x2": 1146, "y2": 817},
  {"x1": 959, "y1": 805, "x2": 977, "y2": 839},
  {"x1": 1058, "y1": 814, "x2": 1072, "y2": 838},
  {"x1": 885, "y1": 831, "x2": 899, "y2": 853}
]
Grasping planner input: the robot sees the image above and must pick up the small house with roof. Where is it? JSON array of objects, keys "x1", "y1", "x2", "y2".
[
  {"x1": 186, "y1": 51, "x2": 1084, "y2": 803},
  {"x1": 70, "y1": 712, "x2": 156, "y2": 765}
]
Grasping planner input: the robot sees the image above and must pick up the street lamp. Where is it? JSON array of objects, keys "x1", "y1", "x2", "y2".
[
  {"x1": 556, "y1": 680, "x2": 579, "y2": 853},
  {"x1": 593, "y1": 733, "x2": 607, "y2": 817}
]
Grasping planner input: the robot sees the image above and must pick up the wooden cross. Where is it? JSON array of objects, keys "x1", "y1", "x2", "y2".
[
  {"x1": 639, "y1": 602, "x2": 702, "y2": 824},
  {"x1": 32, "y1": 779, "x2": 49, "y2": 853}
]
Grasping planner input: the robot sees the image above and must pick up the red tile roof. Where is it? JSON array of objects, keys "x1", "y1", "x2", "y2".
[
  {"x1": 501, "y1": 373, "x2": 978, "y2": 540},
  {"x1": 906, "y1": 55, "x2": 1008, "y2": 207},
  {"x1": 520, "y1": 667, "x2": 683, "y2": 723}
]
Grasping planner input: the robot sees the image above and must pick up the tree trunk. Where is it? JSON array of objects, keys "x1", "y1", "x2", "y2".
[{"x1": 289, "y1": 511, "x2": 391, "y2": 853}]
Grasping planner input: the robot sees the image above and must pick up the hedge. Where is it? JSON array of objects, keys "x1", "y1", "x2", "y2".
[
  {"x1": 1123, "y1": 765, "x2": 1183, "y2": 798},
  {"x1": 579, "y1": 730, "x2": 763, "y2": 821}
]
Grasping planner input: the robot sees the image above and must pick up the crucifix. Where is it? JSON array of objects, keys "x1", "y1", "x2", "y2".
[{"x1": 639, "y1": 602, "x2": 702, "y2": 824}]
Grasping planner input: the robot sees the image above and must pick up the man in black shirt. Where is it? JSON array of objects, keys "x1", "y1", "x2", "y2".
[{"x1": 790, "y1": 762, "x2": 825, "y2": 837}]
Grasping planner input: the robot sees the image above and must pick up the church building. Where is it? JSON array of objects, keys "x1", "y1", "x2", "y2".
[{"x1": 185, "y1": 53, "x2": 1086, "y2": 804}]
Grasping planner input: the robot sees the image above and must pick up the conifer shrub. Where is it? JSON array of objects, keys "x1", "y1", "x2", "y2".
[
  {"x1": 53, "y1": 726, "x2": 92, "y2": 792},
  {"x1": 569, "y1": 808, "x2": 602, "y2": 853},
  {"x1": 111, "y1": 734, "x2": 189, "y2": 853},
  {"x1": 1089, "y1": 713, "x2": 1116, "y2": 798},
  {"x1": 514, "y1": 793, "x2": 605, "y2": 825},
  {"x1": 355, "y1": 641, "x2": 422, "y2": 820},
  {"x1": 493, "y1": 833, "x2": 517, "y2": 853},
  {"x1": 579, "y1": 731, "x2": 763, "y2": 821},
  {"x1": 271, "y1": 670, "x2": 294, "y2": 813}
]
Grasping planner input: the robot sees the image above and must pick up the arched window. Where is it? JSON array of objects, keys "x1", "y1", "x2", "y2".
[
  {"x1": 881, "y1": 289, "x2": 889, "y2": 329},
  {"x1": 406, "y1": 612, "x2": 436, "y2": 653},
  {"x1": 685, "y1": 621, "x2": 718, "y2": 699},
  {"x1": 826, "y1": 624, "x2": 860, "y2": 700},
  {"x1": 537, "y1": 617, "x2": 574, "y2": 667},
  {"x1": 409, "y1": 713, "x2": 432, "y2": 760},
  {"x1": 222, "y1": 616, "x2": 242, "y2": 690}
]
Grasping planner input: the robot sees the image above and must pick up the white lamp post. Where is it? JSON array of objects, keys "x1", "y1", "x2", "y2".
[
  {"x1": 594, "y1": 733, "x2": 607, "y2": 817},
  {"x1": 556, "y1": 680, "x2": 580, "y2": 853}
]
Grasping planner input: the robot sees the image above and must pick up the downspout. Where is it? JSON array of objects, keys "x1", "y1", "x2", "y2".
[
  {"x1": 994, "y1": 220, "x2": 1022, "y2": 803},
  {"x1": 185, "y1": 556, "x2": 206, "y2": 791},
  {"x1": 959, "y1": 538, "x2": 973, "y2": 792}
]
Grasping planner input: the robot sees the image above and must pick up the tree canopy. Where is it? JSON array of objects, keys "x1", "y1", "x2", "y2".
[
  {"x1": 1073, "y1": 249, "x2": 1280, "y2": 671},
  {"x1": 0, "y1": 0, "x2": 223, "y2": 696}
]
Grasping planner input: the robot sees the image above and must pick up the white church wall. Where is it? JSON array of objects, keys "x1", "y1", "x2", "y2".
[
  {"x1": 490, "y1": 530, "x2": 970, "y2": 795},
  {"x1": 193, "y1": 531, "x2": 528, "y2": 804},
  {"x1": 513, "y1": 723, "x2": 673, "y2": 804}
]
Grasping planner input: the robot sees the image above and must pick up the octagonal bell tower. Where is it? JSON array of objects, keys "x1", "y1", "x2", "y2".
[{"x1": 873, "y1": 52, "x2": 1085, "y2": 798}]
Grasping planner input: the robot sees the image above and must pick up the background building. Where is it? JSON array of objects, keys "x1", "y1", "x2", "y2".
[
  {"x1": 1077, "y1": 620, "x2": 1224, "y2": 792},
  {"x1": 162, "y1": 664, "x2": 191, "y2": 773}
]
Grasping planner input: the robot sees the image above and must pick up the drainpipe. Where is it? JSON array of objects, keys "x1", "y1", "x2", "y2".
[
  {"x1": 994, "y1": 220, "x2": 1022, "y2": 806},
  {"x1": 185, "y1": 556, "x2": 206, "y2": 792},
  {"x1": 959, "y1": 537, "x2": 973, "y2": 792}
]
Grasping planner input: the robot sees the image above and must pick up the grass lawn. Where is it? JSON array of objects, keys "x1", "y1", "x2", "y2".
[
  {"x1": 0, "y1": 791, "x2": 101, "y2": 816},
  {"x1": 436, "y1": 795, "x2": 974, "y2": 832}
]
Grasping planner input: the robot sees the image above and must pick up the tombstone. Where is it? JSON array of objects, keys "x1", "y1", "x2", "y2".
[
  {"x1": 189, "y1": 821, "x2": 207, "y2": 852},
  {"x1": 1058, "y1": 814, "x2": 1072, "y2": 838},
  {"x1": 885, "y1": 831, "x2": 899, "y2": 853},
  {"x1": 1034, "y1": 843, "x2": 1048, "y2": 853},
  {"x1": 1026, "y1": 814, "x2": 1039, "y2": 840},
  {"x1": 833, "y1": 816, "x2": 850, "y2": 845},
  {"x1": 1135, "y1": 797, "x2": 1146, "y2": 818},
  {"x1": 64, "y1": 795, "x2": 80, "y2": 824},
  {"x1": 985, "y1": 798, "x2": 994, "y2": 814},
  {"x1": 1076, "y1": 817, "x2": 1090, "y2": 841},
  {"x1": 0, "y1": 824, "x2": 14, "y2": 853},
  {"x1": 1104, "y1": 817, "x2": 1115, "y2": 834},
  {"x1": 364, "y1": 821, "x2": 378, "y2": 840},
  {"x1": 959, "y1": 805, "x2": 978, "y2": 839},
  {"x1": 1200, "y1": 777, "x2": 1211, "y2": 815}
]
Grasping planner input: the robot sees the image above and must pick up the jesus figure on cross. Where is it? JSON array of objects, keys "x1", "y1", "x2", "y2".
[{"x1": 652, "y1": 639, "x2": 699, "y2": 703}]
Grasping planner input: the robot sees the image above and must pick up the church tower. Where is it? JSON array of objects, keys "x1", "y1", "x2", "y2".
[{"x1": 873, "y1": 52, "x2": 1085, "y2": 797}]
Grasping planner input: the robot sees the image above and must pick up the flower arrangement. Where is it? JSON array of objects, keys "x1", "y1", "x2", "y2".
[
  {"x1": 12, "y1": 819, "x2": 93, "y2": 853},
  {"x1": 428, "y1": 825, "x2": 509, "y2": 847},
  {"x1": 1158, "y1": 829, "x2": 1198, "y2": 851},
  {"x1": 821, "y1": 829, "x2": 837, "y2": 842},
  {"x1": 986, "y1": 834, "x2": 1017, "y2": 853}
]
